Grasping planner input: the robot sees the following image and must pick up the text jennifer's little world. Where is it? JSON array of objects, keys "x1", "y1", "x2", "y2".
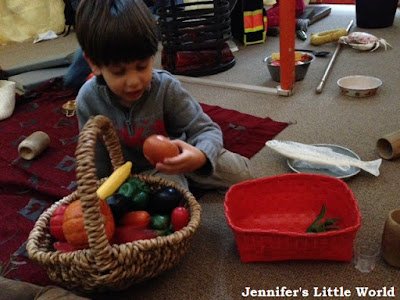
[{"x1": 241, "y1": 286, "x2": 395, "y2": 298}]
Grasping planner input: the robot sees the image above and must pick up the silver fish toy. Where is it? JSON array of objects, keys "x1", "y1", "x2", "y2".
[{"x1": 265, "y1": 140, "x2": 382, "y2": 176}]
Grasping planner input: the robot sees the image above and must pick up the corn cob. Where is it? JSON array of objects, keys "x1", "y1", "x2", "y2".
[{"x1": 310, "y1": 28, "x2": 347, "y2": 45}]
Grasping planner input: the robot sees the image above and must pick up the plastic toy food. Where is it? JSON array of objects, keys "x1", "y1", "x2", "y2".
[
  {"x1": 265, "y1": 140, "x2": 382, "y2": 176},
  {"x1": 50, "y1": 205, "x2": 68, "y2": 241},
  {"x1": 269, "y1": 51, "x2": 311, "y2": 66},
  {"x1": 119, "y1": 211, "x2": 151, "y2": 228},
  {"x1": 271, "y1": 51, "x2": 303, "y2": 62},
  {"x1": 310, "y1": 28, "x2": 347, "y2": 45},
  {"x1": 112, "y1": 227, "x2": 157, "y2": 244},
  {"x1": 53, "y1": 241, "x2": 76, "y2": 252},
  {"x1": 149, "y1": 187, "x2": 182, "y2": 214},
  {"x1": 143, "y1": 135, "x2": 179, "y2": 165},
  {"x1": 53, "y1": 176, "x2": 186, "y2": 247},
  {"x1": 306, "y1": 205, "x2": 340, "y2": 233},
  {"x1": 97, "y1": 161, "x2": 132, "y2": 200},
  {"x1": 171, "y1": 207, "x2": 190, "y2": 231},
  {"x1": 118, "y1": 177, "x2": 150, "y2": 211},
  {"x1": 62, "y1": 199, "x2": 115, "y2": 249},
  {"x1": 105, "y1": 193, "x2": 132, "y2": 220},
  {"x1": 338, "y1": 32, "x2": 392, "y2": 51},
  {"x1": 150, "y1": 215, "x2": 171, "y2": 230}
]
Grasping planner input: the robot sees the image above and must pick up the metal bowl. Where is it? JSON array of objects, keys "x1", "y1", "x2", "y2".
[
  {"x1": 337, "y1": 75, "x2": 382, "y2": 97},
  {"x1": 264, "y1": 53, "x2": 315, "y2": 82}
]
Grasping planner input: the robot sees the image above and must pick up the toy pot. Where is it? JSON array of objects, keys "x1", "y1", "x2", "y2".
[{"x1": 381, "y1": 209, "x2": 400, "y2": 268}]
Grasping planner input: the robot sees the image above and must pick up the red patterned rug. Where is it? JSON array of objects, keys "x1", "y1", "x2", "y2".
[{"x1": 0, "y1": 78, "x2": 290, "y2": 286}]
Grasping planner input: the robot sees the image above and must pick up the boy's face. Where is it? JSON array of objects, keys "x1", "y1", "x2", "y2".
[{"x1": 86, "y1": 56, "x2": 155, "y2": 107}]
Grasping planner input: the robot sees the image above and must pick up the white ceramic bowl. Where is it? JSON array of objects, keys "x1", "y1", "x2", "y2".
[{"x1": 337, "y1": 75, "x2": 382, "y2": 97}]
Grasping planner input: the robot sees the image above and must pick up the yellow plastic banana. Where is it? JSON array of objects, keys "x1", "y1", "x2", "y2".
[{"x1": 97, "y1": 161, "x2": 132, "y2": 199}]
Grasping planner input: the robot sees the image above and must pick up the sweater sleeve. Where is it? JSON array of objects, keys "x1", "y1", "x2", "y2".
[{"x1": 162, "y1": 75, "x2": 223, "y2": 175}]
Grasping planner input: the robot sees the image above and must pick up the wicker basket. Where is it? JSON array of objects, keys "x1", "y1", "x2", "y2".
[
  {"x1": 26, "y1": 115, "x2": 201, "y2": 292},
  {"x1": 225, "y1": 174, "x2": 361, "y2": 263}
]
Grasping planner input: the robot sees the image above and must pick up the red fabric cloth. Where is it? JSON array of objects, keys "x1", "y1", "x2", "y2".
[
  {"x1": 0, "y1": 78, "x2": 290, "y2": 286},
  {"x1": 266, "y1": 0, "x2": 306, "y2": 27},
  {"x1": 200, "y1": 103, "x2": 290, "y2": 158}
]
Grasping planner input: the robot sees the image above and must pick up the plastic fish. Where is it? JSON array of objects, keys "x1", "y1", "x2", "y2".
[{"x1": 265, "y1": 140, "x2": 382, "y2": 176}]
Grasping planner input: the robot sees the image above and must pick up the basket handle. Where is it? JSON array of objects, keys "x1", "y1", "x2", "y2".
[{"x1": 74, "y1": 115, "x2": 125, "y2": 270}]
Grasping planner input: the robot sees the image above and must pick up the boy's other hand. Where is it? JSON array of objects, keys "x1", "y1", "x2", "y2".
[{"x1": 154, "y1": 140, "x2": 207, "y2": 175}]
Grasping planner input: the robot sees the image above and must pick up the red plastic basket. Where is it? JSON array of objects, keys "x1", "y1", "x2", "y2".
[{"x1": 224, "y1": 174, "x2": 361, "y2": 262}]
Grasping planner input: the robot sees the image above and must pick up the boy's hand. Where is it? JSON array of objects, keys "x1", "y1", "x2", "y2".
[{"x1": 154, "y1": 140, "x2": 207, "y2": 174}]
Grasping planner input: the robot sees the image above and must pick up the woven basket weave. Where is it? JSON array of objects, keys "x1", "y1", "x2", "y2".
[
  {"x1": 225, "y1": 174, "x2": 361, "y2": 263},
  {"x1": 26, "y1": 115, "x2": 202, "y2": 292}
]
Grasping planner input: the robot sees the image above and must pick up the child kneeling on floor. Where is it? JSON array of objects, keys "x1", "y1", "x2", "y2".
[
  {"x1": 74, "y1": 0, "x2": 253, "y2": 191},
  {"x1": 3, "y1": 0, "x2": 253, "y2": 299}
]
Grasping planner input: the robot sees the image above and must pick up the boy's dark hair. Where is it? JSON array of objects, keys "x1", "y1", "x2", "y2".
[{"x1": 75, "y1": 0, "x2": 158, "y2": 66}]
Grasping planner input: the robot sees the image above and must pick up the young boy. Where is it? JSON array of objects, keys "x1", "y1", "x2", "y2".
[{"x1": 75, "y1": 0, "x2": 253, "y2": 191}]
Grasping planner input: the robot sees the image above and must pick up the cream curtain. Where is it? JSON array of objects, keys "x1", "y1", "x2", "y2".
[{"x1": 0, "y1": 0, "x2": 65, "y2": 45}]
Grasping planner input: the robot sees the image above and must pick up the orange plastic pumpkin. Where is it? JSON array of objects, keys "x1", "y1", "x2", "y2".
[{"x1": 62, "y1": 199, "x2": 115, "y2": 249}]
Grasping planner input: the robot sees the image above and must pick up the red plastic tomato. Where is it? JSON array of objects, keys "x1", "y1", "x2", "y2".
[
  {"x1": 119, "y1": 211, "x2": 151, "y2": 228},
  {"x1": 50, "y1": 205, "x2": 68, "y2": 241},
  {"x1": 171, "y1": 207, "x2": 189, "y2": 231},
  {"x1": 143, "y1": 135, "x2": 179, "y2": 165}
]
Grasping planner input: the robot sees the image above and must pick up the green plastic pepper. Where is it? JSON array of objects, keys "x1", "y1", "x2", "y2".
[
  {"x1": 150, "y1": 215, "x2": 170, "y2": 230},
  {"x1": 130, "y1": 191, "x2": 149, "y2": 211},
  {"x1": 127, "y1": 177, "x2": 149, "y2": 194},
  {"x1": 118, "y1": 181, "x2": 137, "y2": 198}
]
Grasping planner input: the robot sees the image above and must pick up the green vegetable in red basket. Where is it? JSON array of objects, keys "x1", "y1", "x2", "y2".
[
  {"x1": 148, "y1": 187, "x2": 182, "y2": 214},
  {"x1": 306, "y1": 205, "x2": 340, "y2": 233},
  {"x1": 171, "y1": 207, "x2": 189, "y2": 231},
  {"x1": 150, "y1": 214, "x2": 171, "y2": 230},
  {"x1": 50, "y1": 205, "x2": 68, "y2": 241}
]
